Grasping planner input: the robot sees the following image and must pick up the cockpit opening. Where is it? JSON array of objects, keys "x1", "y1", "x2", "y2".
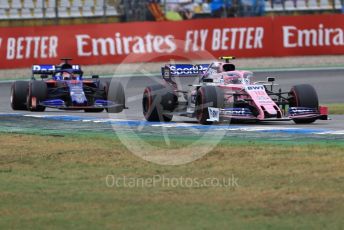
[{"x1": 223, "y1": 63, "x2": 235, "y2": 72}]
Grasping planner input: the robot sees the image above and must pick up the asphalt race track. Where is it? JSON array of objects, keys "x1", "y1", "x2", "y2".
[{"x1": 1, "y1": 69, "x2": 344, "y2": 134}]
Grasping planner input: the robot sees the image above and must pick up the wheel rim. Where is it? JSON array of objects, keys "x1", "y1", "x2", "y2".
[
  {"x1": 27, "y1": 94, "x2": 31, "y2": 110},
  {"x1": 289, "y1": 89, "x2": 299, "y2": 107},
  {"x1": 196, "y1": 89, "x2": 204, "y2": 122},
  {"x1": 10, "y1": 88, "x2": 14, "y2": 104},
  {"x1": 31, "y1": 96, "x2": 37, "y2": 109},
  {"x1": 143, "y1": 88, "x2": 152, "y2": 117}
]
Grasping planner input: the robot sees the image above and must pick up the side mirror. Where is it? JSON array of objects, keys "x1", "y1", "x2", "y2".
[
  {"x1": 162, "y1": 67, "x2": 170, "y2": 80},
  {"x1": 267, "y1": 77, "x2": 275, "y2": 82},
  {"x1": 40, "y1": 74, "x2": 48, "y2": 79},
  {"x1": 92, "y1": 75, "x2": 99, "y2": 79}
]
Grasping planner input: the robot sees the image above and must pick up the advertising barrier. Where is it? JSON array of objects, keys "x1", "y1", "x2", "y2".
[{"x1": 0, "y1": 14, "x2": 343, "y2": 69}]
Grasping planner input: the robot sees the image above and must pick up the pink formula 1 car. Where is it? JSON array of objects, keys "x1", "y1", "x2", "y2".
[{"x1": 142, "y1": 57, "x2": 328, "y2": 125}]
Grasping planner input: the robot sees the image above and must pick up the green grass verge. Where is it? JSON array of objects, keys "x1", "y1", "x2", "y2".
[
  {"x1": 326, "y1": 103, "x2": 344, "y2": 115},
  {"x1": 0, "y1": 133, "x2": 344, "y2": 229}
]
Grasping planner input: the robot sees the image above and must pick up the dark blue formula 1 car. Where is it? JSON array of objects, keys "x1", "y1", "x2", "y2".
[{"x1": 11, "y1": 58, "x2": 125, "y2": 113}]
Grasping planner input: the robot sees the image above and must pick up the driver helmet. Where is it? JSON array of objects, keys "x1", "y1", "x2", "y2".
[{"x1": 62, "y1": 71, "x2": 75, "y2": 80}]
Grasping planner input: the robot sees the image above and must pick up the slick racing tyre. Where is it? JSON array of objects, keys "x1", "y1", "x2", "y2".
[
  {"x1": 289, "y1": 84, "x2": 319, "y2": 124},
  {"x1": 84, "y1": 108, "x2": 104, "y2": 112},
  {"x1": 142, "y1": 84, "x2": 177, "y2": 122},
  {"x1": 11, "y1": 81, "x2": 28, "y2": 110},
  {"x1": 106, "y1": 80, "x2": 125, "y2": 113},
  {"x1": 27, "y1": 81, "x2": 47, "y2": 112},
  {"x1": 85, "y1": 81, "x2": 107, "y2": 112},
  {"x1": 196, "y1": 86, "x2": 224, "y2": 125}
]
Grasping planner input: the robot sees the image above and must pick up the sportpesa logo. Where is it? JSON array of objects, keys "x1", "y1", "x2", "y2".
[{"x1": 169, "y1": 64, "x2": 208, "y2": 76}]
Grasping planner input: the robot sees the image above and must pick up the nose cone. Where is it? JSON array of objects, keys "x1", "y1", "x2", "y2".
[
  {"x1": 71, "y1": 93, "x2": 87, "y2": 105},
  {"x1": 68, "y1": 82, "x2": 87, "y2": 105}
]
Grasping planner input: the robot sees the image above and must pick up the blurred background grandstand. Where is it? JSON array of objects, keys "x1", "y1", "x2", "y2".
[{"x1": 0, "y1": 0, "x2": 343, "y2": 24}]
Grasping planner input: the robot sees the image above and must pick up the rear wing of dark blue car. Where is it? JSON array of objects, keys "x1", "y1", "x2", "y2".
[
  {"x1": 161, "y1": 64, "x2": 209, "y2": 79},
  {"x1": 32, "y1": 64, "x2": 83, "y2": 75},
  {"x1": 32, "y1": 65, "x2": 56, "y2": 74}
]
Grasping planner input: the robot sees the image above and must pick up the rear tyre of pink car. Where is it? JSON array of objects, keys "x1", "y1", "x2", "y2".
[
  {"x1": 289, "y1": 84, "x2": 319, "y2": 124},
  {"x1": 142, "y1": 84, "x2": 176, "y2": 122}
]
